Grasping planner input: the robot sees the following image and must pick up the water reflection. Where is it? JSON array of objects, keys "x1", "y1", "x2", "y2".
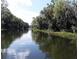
[
  {"x1": 32, "y1": 31, "x2": 77, "y2": 59},
  {"x1": 1, "y1": 30, "x2": 46, "y2": 59},
  {"x1": 2, "y1": 49, "x2": 30, "y2": 59},
  {"x1": 1, "y1": 30, "x2": 77, "y2": 59},
  {"x1": 1, "y1": 29, "x2": 29, "y2": 49}
]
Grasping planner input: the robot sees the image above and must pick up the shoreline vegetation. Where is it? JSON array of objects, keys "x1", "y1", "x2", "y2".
[
  {"x1": 1, "y1": 0, "x2": 77, "y2": 40},
  {"x1": 32, "y1": 29, "x2": 77, "y2": 40},
  {"x1": 32, "y1": 0, "x2": 77, "y2": 40},
  {"x1": 1, "y1": 0, "x2": 29, "y2": 31}
]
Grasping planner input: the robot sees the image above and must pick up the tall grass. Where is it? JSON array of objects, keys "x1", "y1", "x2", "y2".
[{"x1": 32, "y1": 29, "x2": 77, "y2": 40}]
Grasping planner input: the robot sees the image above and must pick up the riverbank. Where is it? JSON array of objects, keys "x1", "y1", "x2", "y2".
[{"x1": 32, "y1": 29, "x2": 77, "y2": 40}]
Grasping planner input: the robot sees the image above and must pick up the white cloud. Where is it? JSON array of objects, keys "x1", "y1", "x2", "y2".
[
  {"x1": 7, "y1": 0, "x2": 39, "y2": 25},
  {"x1": 10, "y1": 9, "x2": 39, "y2": 25},
  {"x1": 7, "y1": 0, "x2": 32, "y2": 7}
]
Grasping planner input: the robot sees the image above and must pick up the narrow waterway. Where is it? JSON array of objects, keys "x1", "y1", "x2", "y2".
[
  {"x1": 1, "y1": 30, "x2": 77, "y2": 59},
  {"x1": 2, "y1": 30, "x2": 47, "y2": 59}
]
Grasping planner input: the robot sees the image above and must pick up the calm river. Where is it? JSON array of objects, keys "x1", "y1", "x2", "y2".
[{"x1": 1, "y1": 29, "x2": 77, "y2": 59}]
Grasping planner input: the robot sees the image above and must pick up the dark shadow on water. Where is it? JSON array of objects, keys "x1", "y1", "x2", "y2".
[{"x1": 32, "y1": 31, "x2": 77, "y2": 59}]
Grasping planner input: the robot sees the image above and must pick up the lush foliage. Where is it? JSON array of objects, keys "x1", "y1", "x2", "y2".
[
  {"x1": 1, "y1": 0, "x2": 29, "y2": 31},
  {"x1": 32, "y1": 0, "x2": 77, "y2": 33}
]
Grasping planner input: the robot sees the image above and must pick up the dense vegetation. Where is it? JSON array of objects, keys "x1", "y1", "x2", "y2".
[
  {"x1": 32, "y1": 0, "x2": 77, "y2": 33},
  {"x1": 1, "y1": 0, "x2": 29, "y2": 31}
]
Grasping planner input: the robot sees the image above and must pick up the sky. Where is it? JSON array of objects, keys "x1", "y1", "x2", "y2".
[{"x1": 7, "y1": 0, "x2": 51, "y2": 25}]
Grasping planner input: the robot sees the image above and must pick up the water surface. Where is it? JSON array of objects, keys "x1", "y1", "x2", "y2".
[{"x1": 1, "y1": 30, "x2": 77, "y2": 59}]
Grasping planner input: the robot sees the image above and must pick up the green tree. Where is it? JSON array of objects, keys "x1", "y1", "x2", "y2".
[
  {"x1": 32, "y1": 0, "x2": 77, "y2": 32},
  {"x1": 1, "y1": 0, "x2": 29, "y2": 31}
]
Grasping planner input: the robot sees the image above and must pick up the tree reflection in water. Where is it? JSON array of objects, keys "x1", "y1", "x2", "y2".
[
  {"x1": 1, "y1": 29, "x2": 29, "y2": 49},
  {"x1": 32, "y1": 31, "x2": 77, "y2": 59},
  {"x1": 1, "y1": 29, "x2": 29, "y2": 59}
]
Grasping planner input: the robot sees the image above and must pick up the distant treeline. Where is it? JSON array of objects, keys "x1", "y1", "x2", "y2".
[
  {"x1": 32, "y1": 0, "x2": 77, "y2": 33},
  {"x1": 1, "y1": 0, "x2": 29, "y2": 31}
]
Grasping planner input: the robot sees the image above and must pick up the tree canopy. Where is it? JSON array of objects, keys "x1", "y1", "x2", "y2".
[
  {"x1": 32, "y1": 0, "x2": 77, "y2": 33},
  {"x1": 1, "y1": 0, "x2": 29, "y2": 31}
]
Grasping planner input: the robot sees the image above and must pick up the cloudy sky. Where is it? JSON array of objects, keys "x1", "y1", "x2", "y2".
[{"x1": 7, "y1": 0, "x2": 51, "y2": 25}]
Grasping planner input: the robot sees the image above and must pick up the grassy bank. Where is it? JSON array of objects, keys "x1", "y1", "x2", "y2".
[{"x1": 32, "y1": 29, "x2": 77, "y2": 40}]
